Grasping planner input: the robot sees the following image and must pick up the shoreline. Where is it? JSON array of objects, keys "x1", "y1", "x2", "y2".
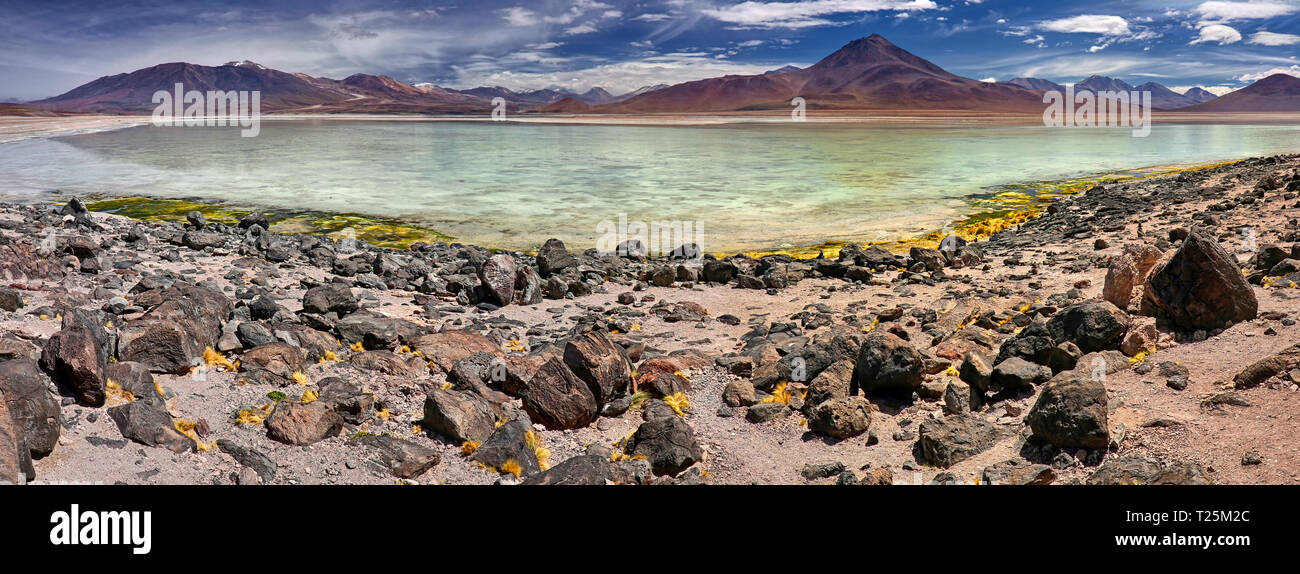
[
  {"x1": 4, "y1": 154, "x2": 1300, "y2": 485},
  {"x1": 57, "y1": 156, "x2": 1252, "y2": 260}
]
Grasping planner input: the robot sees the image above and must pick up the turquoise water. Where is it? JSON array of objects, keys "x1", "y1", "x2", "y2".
[{"x1": 0, "y1": 119, "x2": 1297, "y2": 251}]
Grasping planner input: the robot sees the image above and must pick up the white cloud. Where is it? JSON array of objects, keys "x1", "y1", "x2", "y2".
[
  {"x1": 701, "y1": 0, "x2": 939, "y2": 30},
  {"x1": 564, "y1": 23, "x2": 598, "y2": 35},
  {"x1": 1195, "y1": 1, "x2": 1298, "y2": 23},
  {"x1": 1237, "y1": 65, "x2": 1300, "y2": 82},
  {"x1": 1249, "y1": 30, "x2": 1300, "y2": 45},
  {"x1": 1039, "y1": 14, "x2": 1131, "y2": 36},
  {"x1": 1191, "y1": 24, "x2": 1242, "y2": 44},
  {"x1": 978, "y1": 76, "x2": 996, "y2": 82},
  {"x1": 500, "y1": 7, "x2": 538, "y2": 27},
  {"x1": 632, "y1": 13, "x2": 673, "y2": 22},
  {"x1": 1170, "y1": 85, "x2": 1237, "y2": 96},
  {"x1": 450, "y1": 52, "x2": 796, "y2": 95}
]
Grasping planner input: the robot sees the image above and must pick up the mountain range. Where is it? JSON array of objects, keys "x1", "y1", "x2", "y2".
[{"x1": 19, "y1": 35, "x2": 1299, "y2": 115}]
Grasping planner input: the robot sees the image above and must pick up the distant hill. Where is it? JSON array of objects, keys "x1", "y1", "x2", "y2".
[
  {"x1": 1184, "y1": 74, "x2": 1300, "y2": 112},
  {"x1": 1005, "y1": 77, "x2": 1065, "y2": 92},
  {"x1": 594, "y1": 34, "x2": 1046, "y2": 113},
  {"x1": 31, "y1": 61, "x2": 491, "y2": 114},
  {"x1": 1182, "y1": 87, "x2": 1219, "y2": 104}
]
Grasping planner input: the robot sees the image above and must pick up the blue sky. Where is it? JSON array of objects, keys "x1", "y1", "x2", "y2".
[{"x1": 3, "y1": 0, "x2": 1300, "y2": 100}]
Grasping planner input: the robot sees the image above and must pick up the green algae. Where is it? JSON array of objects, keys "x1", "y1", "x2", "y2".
[{"x1": 83, "y1": 196, "x2": 453, "y2": 249}]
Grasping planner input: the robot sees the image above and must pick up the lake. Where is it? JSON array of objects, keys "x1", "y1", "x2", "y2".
[{"x1": 1, "y1": 119, "x2": 1297, "y2": 252}]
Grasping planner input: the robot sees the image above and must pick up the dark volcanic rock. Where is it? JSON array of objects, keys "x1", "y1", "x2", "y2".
[
  {"x1": 0, "y1": 359, "x2": 61, "y2": 457},
  {"x1": 0, "y1": 395, "x2": 29, "y2": 483},
  {"x1": 1045, "y1": 301, "x2": 1130, "y2": 354},
  {"x1": 264, "y1": 401, "x2": 343, "y2": 446},
  {"x1": 422, "y1": 387, "x2": 496, "y2": 444},
  {"x1": 523, "y1": 454, "x2": 610, "y2": 485},
  {"x1": 627, "y1": 416, "x2": 703, "y2": 477},
  {"x1": 107, "y1": 396, "x2": 196, "y2": 453},
  {"x1": 302, "y1": 282, "x2": 358, "y2": 316},
  {"x1": 215, "y1": 440, "x2": 277, "y2": 483},
  {"x1": 807, "y1": 396, "x2": 872, "y2": 439},
  {"x1": 1087, "y1": 456, "x2": 1212, "y2": 485},
  {"x1": 1027, "y1": 374, "x2": 1109, "y2": 449},
  {"x1": 563, "y1": 330, "x2": 632, "y2": 404},
  {"x1": 477, "y1": 253, "x2": 517, "y2": 306},
  {"x1": 41, "y1": 311, "x2": 107, "y2": 406},
  {"x1": 469, "y1": 420, "x2": 541, "y2": 477},
  {"x1": 349, "y1": 434, "x2": 440, "y2": 479},
  {"x1": 1142, "y1": 231, "x2": 1257, "y2": 330},
  {"x1": 854, "y1": 332, "x2": 924, "y2": 397},
  {"x1": 918, "y1": 415, "x2": 1001, "y2": 468},
  {"x1": 991, "y1": 357, "x2": 1052, "y2": 391},
  {"x1": 519, "y1": 358, "x2": 598, "y2": 430},
  {"x1": 536, "y1": 238, "x2": 576, "y2": 277}
]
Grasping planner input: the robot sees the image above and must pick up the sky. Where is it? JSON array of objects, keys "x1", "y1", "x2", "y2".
[{"x1": 2, "y1": 0, "x2": 1300, "y2": 101}]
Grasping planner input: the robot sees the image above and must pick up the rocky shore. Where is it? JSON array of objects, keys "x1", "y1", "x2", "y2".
[{"x1": 4, "y1": 154, "x2": 1300, "y2": 485}]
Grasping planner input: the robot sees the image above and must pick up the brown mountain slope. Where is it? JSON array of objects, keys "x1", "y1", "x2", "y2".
[
  {"x1": 31, "y1": 62, "x2": 489, "y2": 114},
  {"x1": 1183, "y1": 74, "x2": 1300, "y2": 112}
]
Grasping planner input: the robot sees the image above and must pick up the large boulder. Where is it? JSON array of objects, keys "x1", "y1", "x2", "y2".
[
  {"x1": 807, "y1": 396, "x2": 872, "y2": 439},
  {"x1": 1103, "y1": 244, "x2": 1163, "y2": 311},
  {"x1": 563, "y1": 331, "x2": 632, "y2": 404},
  {"x1": 1142, "y1": 231, "x2": 1257, "y2": 330},
  {"x1": 918, "y1": 415, "x2": 1002, "y2": 468},
  {"x1": 1027, "y1": 374, "x2": 1109, "y2": 449},
  {"x1": 536, "y1": 238, "x2": 576, "y2": 278},
  {"x1": 118, "y1": 283, "x2": 231, "y2": 373},
  {"x1": 348, "y1": 435, "x2": 440, "y2": 479},
  {"x1": 0, "y1": 359, "x2": 61, "y2": 457},
  {"x1": 1045, "y1": 301, "x2": 1130, "y2": 354},
  {"x1": 627, "y1": 416, "x2": 703, "y2": 477},
  {"x1": 477, "y1": 254, "x2": 517, "y2": 306},
  {"x1": 107, "y1": 396, "x2": 196, "y2": 453},
  {"x1": 40, "y1": 311, "x2": 107, "y2": 406},
  {"x1": 468, "y1": 420, "x2": 541, "y2": 477},
  {"x1": 0, "y1": 391, "x2": 31, "y2": 483},
  {"x1": 522, "y1": 455, "x2": 611, "y2": 485},
  {"x1": 409, "y1": 331, "x2": 503, "y2": 374},
  {"x1": 519, "y1": 358, "x2": 598, "y2": 430},
  {"x1": 239, "y1": 343, "x2": 305, "y2": 386},
  {"x1": 421, "y1": 387, "x2": 496, "y2": 444},
  {"x1": 1087, "y1": 456, "x2": 1212, "y2": 485},
  {"x1": 301, "y1": 282, "x2": 358, "y2": 316},
  {"x1": 265, "y1": 401, "x2": 343, "y2": 446},
  {"x1": 854, "y1": 332, "x2": 924, "y2": 397}
]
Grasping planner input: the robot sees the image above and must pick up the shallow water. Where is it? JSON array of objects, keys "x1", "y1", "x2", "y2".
[{"x1": 0, "y1": 119, "x2": 1297, "y2": 251}]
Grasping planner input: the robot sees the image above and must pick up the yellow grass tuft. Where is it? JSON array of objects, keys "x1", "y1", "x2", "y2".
[
  {"x1": 525, "y1": 430, "x2": 551, "y2": 470},
  {"x1": 500, "y1": 459, "x2": 523, "y2": 478},
  {"x1": 291, "y1": 371, "x2": 309, "y2": 385},
  {"x1": 944, "y1": 365, "x2": 961, "y2": 377},
  {"x1": 235, "y1": 404, "x2": 273, "y2": 426},
  {"x1": 662, "y1": 392, "x2": 691, "y2": 416},
  {"x1": 376, "y1": 408, "x2": 391, "y2": 419},
  {"x1": 461, "y1": 440, "x2": 480, "y2": 456},
  {"x1": 411, "y1": 424, "x2": 422, "y2": 435},
  {"x1": 300, "y1": 388, "x2": 319, "y2": 403},
  {"x1": 763, "y1": 382, "x2": 793, "y2": 405},
  {"x1": 203, "y1": 347, "x2": 235, "y2": 371},
  {"x1": 104, "y1": 379, "x2": 136, "y2": 405},
  {"x1": 173, "y1": 418, "x2": 211, "y2": 452},
  {"x1": 349, "y1": 341, "x2": 365, "y2": 353},
  {"x1": 505, "y1": 339, "x2": 527, "y2": 352}
]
